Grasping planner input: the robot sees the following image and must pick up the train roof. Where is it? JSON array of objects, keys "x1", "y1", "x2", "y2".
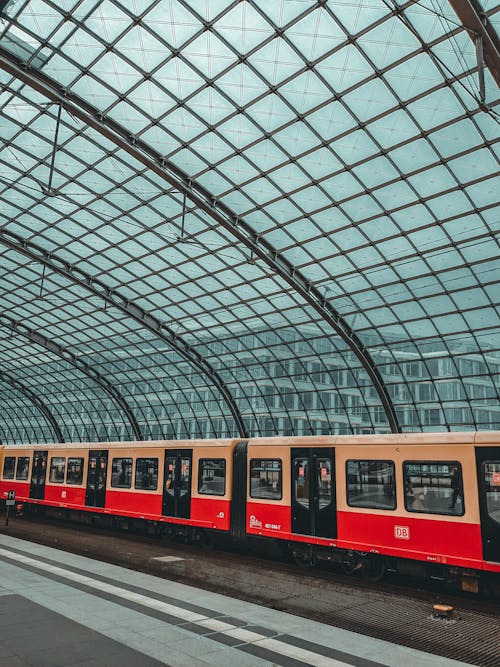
[{"x1": 1, "y1": 432, "x2": 499, "y2": 451}]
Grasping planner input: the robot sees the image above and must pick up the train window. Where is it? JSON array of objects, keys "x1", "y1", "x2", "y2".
[
  {"x1": 164, "y1": 457, "x2": 175, "y2": 495},
  {"x1": 483, "y1": 462, "x2": 500, "y2": 524},
  {"x1": 66, "y1": 457, "x2": 84, "y2": 485},
  {"x1": 15, "y1": 457, "x2": 30, "y2": 481},
  {"x1": 2, "y1": 457, "x2": 15, "y2": 479},
  {"x1": 250, "y1": 459, "x2": 282, "y2": 500},
  {"x1": 49, "y1": 457, "x2": 66, "y2": 483},
  {"x1": 198, "y1": 459, "x2": 226, "y2": 496},
  {"x1": 111, "y1": 458, "x2": 132, "y2": 488},
  {"x1": 403, "y1": 461, "x2": 464, "y2": 516},
  {"x1": 135, "y1": 458, "x2": 158, "y2": 490},
  {"x1": 180, "y1": 457, "x2": 190, "y2": 497},
  {"x1": 293, "y1": 457, "x2": 309, "y2": 509},
  {"x1": 346, "y1": 460, "x2": 396, "y2": 510}
]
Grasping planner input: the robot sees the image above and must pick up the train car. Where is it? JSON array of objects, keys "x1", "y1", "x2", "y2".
[
  {"x1": 1, "y1": 432, "x2": 499, "y2": 591},
  {"x1": 0, "y1": 440, "x2": 234, "y2": 536},
  {"x1": 243, "y1": 433, "x2": 500, "y2": 589}
]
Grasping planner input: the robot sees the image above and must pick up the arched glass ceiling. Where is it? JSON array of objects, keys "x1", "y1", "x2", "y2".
[
  {"x1": 0, "y1": 376, "x2": 56, "y2": 444},
  {"x1": 0, "y1": 0, "x2": 498, "y2": 444}
]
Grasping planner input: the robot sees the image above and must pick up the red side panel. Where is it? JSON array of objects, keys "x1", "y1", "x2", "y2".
[
  {"x1": 484, "y1": 562, "x2": 500, "y2": 573},
  {"x1": 105, "y1": 490, "x2": 162, "y2": 517},
  {"x1": 337, "y1": 511, "x2": 483, "y2": 568},
  {"x1": 43, "y1": 485, "x2": 86, "y2": 506},
  {"x1": 246, "y1": 502, "x2": 291, "y2": 537},
  {"x1": 191, "y1": 497, "x2": 230, "y2": 530},
  {"x1": 0, "y1": 480, "x2": 30, "y2": 501}
]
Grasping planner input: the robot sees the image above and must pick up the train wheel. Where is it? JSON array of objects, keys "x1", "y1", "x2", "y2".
[
  {"x1": 341, "y1": 560, "x2": 358, "y2": 576},
  {"x1": 293, "y1": 548, "x2": 317, "y2": 568},
  {"x1": 361, "y1": 557, "x2": 386, "y2": 582}
]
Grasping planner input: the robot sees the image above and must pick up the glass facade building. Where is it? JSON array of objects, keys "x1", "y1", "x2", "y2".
[{"x1": 0, "y1": 1, "x2": 498, "y2": 444}]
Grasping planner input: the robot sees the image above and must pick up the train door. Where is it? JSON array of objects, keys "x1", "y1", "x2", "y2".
[
  {"x1": 291, "y1": 448, "x2": 336, "y2": 539},
  {"x1": 85, "y1": 450, "x2": 108, "y2": 508},
  {"x1": 30, "y1": 450, "x2": 48, "y2": 500},
  {"x1": 230, "y1": 441, "x2": 248, "y2": 540},
  {"x1": 162, "y1": 449, "x2": 192, "y2": 519},
  {"x1": 476, "y1": 447, "x2": 500, "y2": 563}
]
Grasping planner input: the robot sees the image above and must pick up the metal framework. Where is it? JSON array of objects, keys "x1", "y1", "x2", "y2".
[
  {"x1": 0, "y1": 46, "x2": 401, "y2": 433},
  {"x1": 0, "y1": 314, "x2": 142, "y2": 440},
  {"x1": 0, "y1": 369, "x2": 64, "y2": 442},
  {"x1": 448, "y1": 0, "x2": 500, "y2": 88},
  {"x1": 0, "y1": 0, "x2": 497, "y2": 443},
  {"x1": 0, "y1": 226, "x2": 248, "y2": 437}
]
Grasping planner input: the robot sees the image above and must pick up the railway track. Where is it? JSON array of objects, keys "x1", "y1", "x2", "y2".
[{"x1": 2, "y1": 511, "x2": 500, "y2": 666}]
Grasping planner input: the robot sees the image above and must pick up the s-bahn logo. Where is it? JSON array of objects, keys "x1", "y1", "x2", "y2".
[
  {"x1": 394, "y1": 525, "x2": 410, "y2": 540},
  {"x1": 249, "y1": 515, "x2": 262, "y2": 529}
]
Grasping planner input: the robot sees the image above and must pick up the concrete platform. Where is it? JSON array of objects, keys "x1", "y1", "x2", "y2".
[{"x1": 0, "y1": 534, "x2": 473, "y2": 667}]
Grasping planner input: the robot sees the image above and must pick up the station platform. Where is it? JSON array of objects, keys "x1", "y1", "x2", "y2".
[{"x1": 0, "y1": 534, "x2": 472, "y2": 667}]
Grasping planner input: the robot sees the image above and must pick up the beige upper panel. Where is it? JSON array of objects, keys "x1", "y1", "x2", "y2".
[
  {"x1": 336, "y1": 444, "x2": 480, "y2": 523},
  {"x1": 247, "y1": 432, "x2": 492, "y2": 448},
  {"x1": 247, "y1": 444, "x2": 291, "y2": 505},
  {"x1": 2, "y1": 439, "x2": 235, "y2": 454},
  {"x1": 3, "y1": 432, "x2": 500, "y2": 455}
]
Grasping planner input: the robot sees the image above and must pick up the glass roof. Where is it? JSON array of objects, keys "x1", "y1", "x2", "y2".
[{"x1": 0, "y1": 0, "x2": 498, "y2": 444}]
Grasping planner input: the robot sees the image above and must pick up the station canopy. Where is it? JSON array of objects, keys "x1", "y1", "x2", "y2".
[{"x1": 0, "y1": 0, "x2": 498, "y2": 444}]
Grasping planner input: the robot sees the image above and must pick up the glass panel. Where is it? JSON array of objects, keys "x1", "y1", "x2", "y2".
[
  {"x1": 317, "y1": 457, "x2": 332, "y2": 510},
  {"x1": 66, "y1": 457, "x2": 84, "y2": 485},
  {"x1": 2, "y1": 457, "x2": 15, "y2": 479},
  {"x1": 111, "y1": 457, "x2": 132, "y2": 488},
  {"x1": 49, "y1": 457, "x2": 66, "y2": 483},
  {"x1": 198, "y1": 458, "x2": 225, "y2": 496},
  {"x1": 87, "y1": 456, "x2": 98, "y2": 490},
  {"x1": 179, "y1": 457, "x2": 191, "y2": 497},
  {"x1": 165, "y1": 457, "x2": 176, "y2": 495},
  {"x1": 250, "y1": 459, "x2": 282, "y2": 500},
  {"x1": 15, "y1": 456, "x2": 30, "y2": 480},
  {"x1": 0, "y1": 0, "x2": 497, "y2": 443},
  {"x1": 135, "y1": 458, "x2": 158, "y2": 490},
  {"x1": 483, "y1": 462, "x2": 500, "y2": 524},
  {"x1": 404, "y1": 461, "x2": 464, "y2": 516},
  {"x1": 347, "y1": 460, "x2": 396, "y2": 510},
  {"x1": 293, "y1": 457, "x2": 309, "y2": 509}
]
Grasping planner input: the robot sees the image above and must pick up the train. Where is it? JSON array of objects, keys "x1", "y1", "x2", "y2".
[{"x1": 1, "y1": 432, "x2": 499, "y2": 592}]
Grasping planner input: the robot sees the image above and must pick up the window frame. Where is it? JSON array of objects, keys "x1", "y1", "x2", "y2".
[
  {"x1": 482, "y1": 460, "x2": 500, "y2": 526},
  {"x1": 345, "y1": 459, "x2": 397, "y2": 511},
  {"x1": 198, "y1": 458, "x2": 226, "y2": 496},
  {"x1": 66, "y1": 457, "x2": 84, "y2": 486},
  {"x1": 249, "y1": 458, "x2": 283, "y2": 501},
  {"x1": 49, "y1": 456, "x2": 66, "y2": 484},
  {"x1": 403, "y1": 460, "x2": 465, "y2": 517},
  {"x1": 111, "y1": 457, "x2": 133, "y2": 489},
  {"x1": 15, "y1": 456, "x2": 30, "y2": 481},
  {"x1": 134, "y1": 457, "x2": 159, "y2": 491},
  {"x1": 2, "y1": 456, "x2": 15, "y2": 480}
]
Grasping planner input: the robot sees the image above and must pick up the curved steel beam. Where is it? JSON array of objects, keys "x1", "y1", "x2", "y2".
[
  {"x1": 0, "y1": 47, "x2": 400, "y2": 432},
  {"x1": 0, "y1": 369, "x2": 64, "y2": 442},
  {"x1": 448, "y1": 0, "x2": 500, "y2": 88},
  {"x1": 0, "y1": 313, "x2": 143, "y2": 440},
  {"x1": 0, "y1": 228, "x2": 248, "y2": 438}
]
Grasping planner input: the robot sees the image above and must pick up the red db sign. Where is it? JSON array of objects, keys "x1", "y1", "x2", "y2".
[{"x1": 394, "y1": 525, "x2": 410, "y2": 540}]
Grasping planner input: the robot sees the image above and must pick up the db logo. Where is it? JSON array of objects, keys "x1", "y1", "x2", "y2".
[
  {"x1": 394, "y1": 525, "x2": 410, "y2": 540},
  {"x1": 216, "y1": 511, "x2": 225, "y2": 519}
]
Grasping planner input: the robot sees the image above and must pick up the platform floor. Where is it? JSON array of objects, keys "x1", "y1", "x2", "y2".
[{"x1": 0, "y1": 534, "x2": 473, "y2": 667}]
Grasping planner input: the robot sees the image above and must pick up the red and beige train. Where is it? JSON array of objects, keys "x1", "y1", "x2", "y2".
[{"x1": 1, "y1": 432, "x2": 499, "y2": 591}]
